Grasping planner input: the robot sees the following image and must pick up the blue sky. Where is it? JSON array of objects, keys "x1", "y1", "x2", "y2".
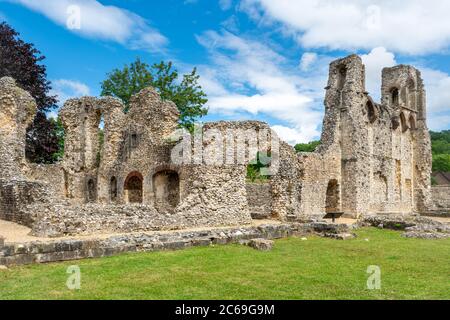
[{"x1": 1, "y1": 0, "x2": 450, "y2": 144}]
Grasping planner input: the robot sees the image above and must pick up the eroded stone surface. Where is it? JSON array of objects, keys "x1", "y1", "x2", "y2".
[{"x1": 247, "y1": 238, "x2": 274, "y2": 251}]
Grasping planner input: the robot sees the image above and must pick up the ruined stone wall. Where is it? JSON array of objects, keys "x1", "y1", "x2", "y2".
[
  {"x1": 0, "y1": 179, "x2": 50, "y2": 227},
  {"x1": 0, "y1": 77, "x2": 36, "y2": 180},
  {"x1": 172, "y1": 121, "x2": 277, "y2": 225},
  {"x1": 22, "y1": 164, "x2": 66, "y2": 198},
  {"x1": 97, "y1": 88, "x2": 179, "y2": 207},
  {"x1": 0, "y1": 55, "x2": 435, "y2": 237},
  {"x1": 380, "y1": 65, "x2": 432, "y2": 214},
  {"x1": 59, "y1": 97, "x2": 102, "y2": 203},
  {"x1": 431, "y1": 186, "x2": 450, "y2": 211},
  {"x1": 293, "y1": 55, "x2": 432, "y2": 219},
  {"x1": 0, "y1": 78, "x2": 56, "y2": 226}
]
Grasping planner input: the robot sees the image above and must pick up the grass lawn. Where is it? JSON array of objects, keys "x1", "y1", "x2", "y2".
[{"x1": 0, "y1": 228, "x2": 449, "y2": 300}]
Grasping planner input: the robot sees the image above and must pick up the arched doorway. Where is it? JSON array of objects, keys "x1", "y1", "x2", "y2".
[
  {"x1": 153, "y1": 170, "x2": 180, "y2": 212},
  {"x1": 325, "y1": 179, "x2": 340, "y2": 213},
  {"x1": 124, "y1": 172, "x2": 143, "y2": 204}
]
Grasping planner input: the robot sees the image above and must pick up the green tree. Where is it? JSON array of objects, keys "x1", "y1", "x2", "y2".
[
  {"x1": 432, "y1": 154, "x2": 450, "y2": 172},
  {"x1": 101, "y1": 58, "x2": 208, "y2": 131},
  {"x1": 49, "y1": 117, "x2": 65, "y2": 162},
  {"x1": 246, "y1": 152, "x2": 271, "y2": 183},
  {"x1": 295, "y1": 140, "x2": 321, "y2": 153},
  {"x1": 430, "y1": 130, "x2": 450, "y2": 173}
]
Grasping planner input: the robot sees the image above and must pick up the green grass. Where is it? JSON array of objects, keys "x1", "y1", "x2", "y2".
[{"x1": 0, "y1": 228, "x2": 449, "y2": 300}]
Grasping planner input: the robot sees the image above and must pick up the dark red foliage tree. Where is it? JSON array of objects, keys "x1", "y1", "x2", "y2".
[{"x1": 0, "y1": 22, "x2": 59, "y2": 163}]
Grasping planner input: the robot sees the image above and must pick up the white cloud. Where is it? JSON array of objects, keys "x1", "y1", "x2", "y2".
[
  {"x1": 219, "y1": 0, "x2": 233, "y2": 11},
  {"x1": 197, "y1": 31, "x2": 324, "y2": 143},
  {"x1": 8, "y1": 0, "x2": 168, "y2": 53},
  {"x1": 271, "y1": 125, "x2": 306, "y2": 145},
  {"x1": 51, "y1": 79, "x2": 91, "y2": 105},
  {"x1": 240, "y1": 0, "x2": 450, "y2": 55},
  {"x1": 361, "y1": 47, "x2": 396, "y2": 100},
  {"x1": 299, "y1": 52, "x2": 318, "y2": 72},
  {"x1": 420, "y1": 68, "x2": 450, "y2": 130},
  {"x1": 221, "y1": 15, "x2": 240, "y2": 33}
]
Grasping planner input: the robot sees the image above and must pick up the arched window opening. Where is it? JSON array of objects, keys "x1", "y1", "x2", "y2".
[
  {"x1": 391, "y1": 88, "x2": 399, "y2": 106},
  {"x1": 153, "y1": 170, "x2": 180, "y2": 213},
  {"x1": 400, "y1": 112, "x2": 408, "y2": 133},
  {"x1": 392, "y1": 117, "x2": 400, "y2": 131},
  {"x1": 131, "y1": 133, "x2": 138, "y2": 148},
  {"x1": 337, "y1": 66, "x2": 347, "y2": 91},
  {"x1": 110, "y1": 176, "x2": 118, "y2": 202},
  {"x1": 124, "y1": 172, "x2": 143, "y2": 204},
  {"x1": 366, "y1": 101, "x2": 377, "y2": 123}
]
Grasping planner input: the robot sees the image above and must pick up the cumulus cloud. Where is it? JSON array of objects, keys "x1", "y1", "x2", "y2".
[
  {"x1": 271, "y1": 125, "x2": 306, "y2": 145},
  {"x1": 240, "y1": 0, "x2": 450, "y2": 55},
  {"x1": 196, "y1": 30, "x2": 324, "y2": 143},
  {"x1": 361, "y1": 47, "x2": 396, "y2": 100},
  {"x1": 299, "y1": 52, "x2": 318, "y2": 72},
  {"x1": 8, "y1": 0, "x2": 168, "y2": 53},
  {"x1": 51, "y1": 79, "x2": 91, "y2": 105},
  {"x1": 219, "y1": 0, "x2": 234, "y2": 11},
  {"x1": 420, "y1": 68, "x2": 450, "y2": 130}
]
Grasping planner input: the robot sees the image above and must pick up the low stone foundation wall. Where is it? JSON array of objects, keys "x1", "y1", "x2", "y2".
[
  {"x1": 431, "y1": 186, "x2": 450, "y2": 215},
  {"x1": 0, "y1": 222, "x2": 350, "y2": 267}
]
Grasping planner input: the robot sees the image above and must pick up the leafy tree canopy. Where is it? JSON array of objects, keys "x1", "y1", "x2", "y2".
[
  {"x1": 247, "y1": 152, "x2": 271, "y2": 183},
  {"x1": 295, "y1": 140, "x2": 321, "y2": 153},
  {"x1": 101, "y1": 58, "x2": 208, "y2": 131},
  {"x1": 0, "y1": 22, "x2": 57, "y2": 111},
  {"x1": 430, "y1": 130, "x2": 450, "y2": 172}
]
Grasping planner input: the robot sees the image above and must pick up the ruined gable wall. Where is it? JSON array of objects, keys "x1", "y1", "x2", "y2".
[
  {"x1": 97, "y1": 88, "x2": 180, "y2": 206},
  {"x1": 60, "y1": 97, "x2": 102, "y2": 203},
  {"x1": 174, "y1": 121, "x2": 275, "y2": 225},
  {"x1": 293, "y1": 55, "x2": 432, "y2": 219},
  {"x1": 294, "y1": 55, "x2": 365, "y2": 219},
  {"x1": 380, "y1": 66, "x2": 432, "y2": 214}
]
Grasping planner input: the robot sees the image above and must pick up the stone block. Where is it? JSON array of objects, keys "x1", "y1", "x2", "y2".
[{"x1": 247, "y1": 239, "x2": 274, "y2": 251}]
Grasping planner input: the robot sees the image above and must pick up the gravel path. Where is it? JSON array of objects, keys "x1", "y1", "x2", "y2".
[{"x1": 0, "y1": 218, "x2": 286, "y2": 244}]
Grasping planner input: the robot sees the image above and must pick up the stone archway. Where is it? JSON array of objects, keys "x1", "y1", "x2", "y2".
[
  {"x1": 124, "y1": 171, "x2": 143, "y2": 204},
  {"x1": 153, "y1": 170, "x2": 180, "y2": 213}
]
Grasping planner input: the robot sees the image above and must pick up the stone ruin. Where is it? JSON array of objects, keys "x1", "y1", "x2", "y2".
[{"x1": 0, "y1": 54, "x2": 437, "y2": 238}]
